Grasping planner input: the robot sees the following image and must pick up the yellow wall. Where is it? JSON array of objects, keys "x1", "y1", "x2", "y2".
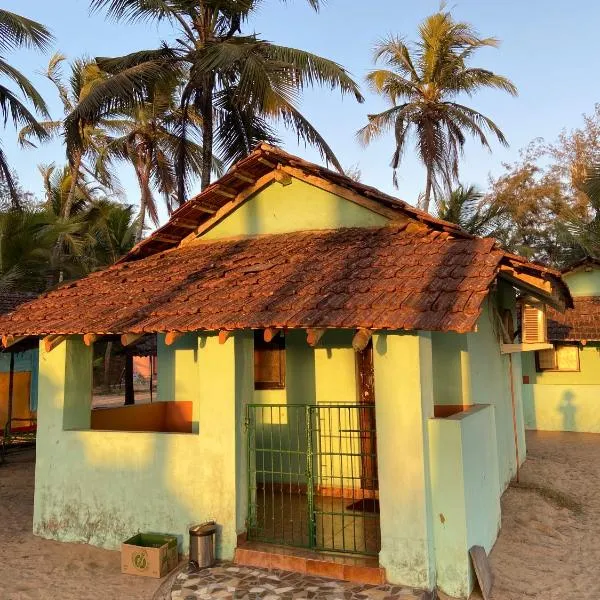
[
  {"x1": 200, "y1": 177, "x2": 389, "y2": 240},
  {"x1": 0, "y1": 371, "x2": 33, "y2": 429}
]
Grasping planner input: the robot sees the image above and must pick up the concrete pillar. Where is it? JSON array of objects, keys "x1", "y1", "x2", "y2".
[
  {"x1": 197, "y1": 332, "x2": 253, "y2": 559},
  {"x1": 373, "y1": 331, "x2": 435, "y2": 590}
]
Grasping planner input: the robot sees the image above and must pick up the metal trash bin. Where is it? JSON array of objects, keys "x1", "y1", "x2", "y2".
[{"x1": 189, "y1": 521, "x2": 217, "y2": 568}]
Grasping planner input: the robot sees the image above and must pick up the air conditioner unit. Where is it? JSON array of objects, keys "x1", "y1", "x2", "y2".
[{"x1": 521, "y1": 301, "x2": 547, "y2": 344}]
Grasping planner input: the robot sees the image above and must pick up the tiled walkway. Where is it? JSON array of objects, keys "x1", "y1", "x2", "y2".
[{"x1": 170, "y1": 563, "x2": 431, "y2": 600}]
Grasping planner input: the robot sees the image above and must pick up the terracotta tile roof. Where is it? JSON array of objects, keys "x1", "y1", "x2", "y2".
[
  {"x1": 0, "y1": 224, "x2": 509, "y2": 337},
  {"x1": 124, "y1": 143, "x2": 470, "y2": 262},
  {"x1": 0, "y1": 291, "x2": 38, "y2": 316},
  {"x1": 547, "y1": 296, "x2": 600, "y2": 341}
]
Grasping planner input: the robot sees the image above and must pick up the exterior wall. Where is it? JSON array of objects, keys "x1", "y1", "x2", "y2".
[
  {"x1": 428, "y1": 406, "x2": 501, "y2": 598},
  {"x1": 431, "y1": 332, "x2": 470, "y2": 406},
  {"x1": 522, "y1": 343, "x2": 600, "y2": 432},
  {"x1": 373, "y1": 331, "x2": 435, "y2": 590},
  {"x1": 467, "y1": 296, "x2": 525, "y2": 491},
  {"x1": 563, "y1": 268, "x2": 600, "y2": 296},
  {"x1": 33, "y1": 333, "x2": 253, "y2": 557},
  {"x1": 200, "y1": 178, "x2": 389, "y2": 241},
  {"x1": 522, "y1": 265, "x2": 600, "y2": 433}
]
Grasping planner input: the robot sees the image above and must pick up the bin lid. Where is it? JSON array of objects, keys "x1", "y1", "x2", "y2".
[{"x1": 189, "y1": 521, "x2": 217, "y2": 537}]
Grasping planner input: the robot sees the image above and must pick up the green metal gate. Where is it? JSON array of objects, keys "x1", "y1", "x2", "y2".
[{"x1": 246, "y1": 403, "x2": 380, "y2": 555}]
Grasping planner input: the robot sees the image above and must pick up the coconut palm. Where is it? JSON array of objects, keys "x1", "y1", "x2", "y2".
[
  {"x1": 358, "y1": 9, "x2": 517, "y2": 213},
  {"x1": 19, "y1": 54, "x2": 119, "y2": 219},
  {"x1": 0, "y1": 10, "x2": 52, "y2": 209},
  {"x1": 436, "y1": 184, "x2": 507, "y2": 237},
  {"x1": 103, "y1": 78, "x2": 219, "y2": 240},
  {"x1": 66, "y1": 0, "x2": 363, "y2": 199}
]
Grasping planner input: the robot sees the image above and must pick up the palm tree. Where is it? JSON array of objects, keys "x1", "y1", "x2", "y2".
[
  {"x1": 103, "y1": 78, "x2": 218, "y2": 240},
  {"x1": 0, "y1": 207, "x2": 54, "y2": 292},
  {"x1": 0, "y1": 10, "x2": 52, "y2": 209},
  {"x1": 435, "y1": 184, "x2": 506, "y2": 237},
  {"x1": 358, "y1": 9, "x2": 517, "y2": 213},
  {"x1": 66, "y1": 0, "x2": 364, "y2": 199},
  {"x1": 19, "y1": 54, "x2": 119, "y2": 219}
]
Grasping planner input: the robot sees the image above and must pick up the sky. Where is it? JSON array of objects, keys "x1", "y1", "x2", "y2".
[{"x1": 3, "y1": 0, "x2": 600, "y2": 224}]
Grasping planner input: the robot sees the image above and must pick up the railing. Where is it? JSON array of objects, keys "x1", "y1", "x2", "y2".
[{"x1": 246, "y1": 403, "x2": 380, "y2": 556}]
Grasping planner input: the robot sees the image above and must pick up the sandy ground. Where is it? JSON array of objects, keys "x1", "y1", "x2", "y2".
[
  {"x1": 1, "y1": 431, "x2": 600, "y2": 599},
  {"x1": 0, "y1": 449, "x2": 160, "y2": 600},
  {"x1": 489, "y1": 431, "x2": 600, "y2": 599}
]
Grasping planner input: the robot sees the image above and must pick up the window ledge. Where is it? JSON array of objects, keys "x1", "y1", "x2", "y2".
[{"x1": 500, "y1": 342, "x2": 553, "y2": 355}]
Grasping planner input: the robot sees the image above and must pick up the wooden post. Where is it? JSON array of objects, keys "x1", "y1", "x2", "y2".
[
  {"x1": 124, "y1": 353, "x2": 134, "y2": 406},
  {"x1": 6, "y1": 352, "x2": 15, "y2": 432},
  {"x1": 508, "y1": 354, "x2": 520, "y2": 482}
]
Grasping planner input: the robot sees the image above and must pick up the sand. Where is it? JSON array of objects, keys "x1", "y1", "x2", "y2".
[
  {"x1": 0, "y1": 449, "x2": 160, "y2": 600},
  {"x1": 489, "y1": 431, "x2": 600, "y2": 599},
  {"x1": 1, "y1": 431, "x2": 600, "y2": 599}
]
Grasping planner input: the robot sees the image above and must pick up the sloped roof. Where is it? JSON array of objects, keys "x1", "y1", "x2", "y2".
[
  {"x1": 547, "y1": 296, "x2": 600, "y2": 341},
  {"x1": 124, "y1": 143, "x2": 469, "y2": 262},
  {"x1": 0, "y1": 224, "x2": 509, "y2": 336}
]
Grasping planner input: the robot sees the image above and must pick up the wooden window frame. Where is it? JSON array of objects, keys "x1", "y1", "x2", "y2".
[
  {"x1": 535, "y1": 344, "x2": 581, "y2": 373},
  {"x1": 254, "y1": 331, "x2": 286, "y2": 390}
]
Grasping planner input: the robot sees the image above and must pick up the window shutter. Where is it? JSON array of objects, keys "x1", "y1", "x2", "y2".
[
  {"x1": 556, "y1": 345, "x2": 580, "y2": 371},
  {"x1": 254, "y1": 331, "x2": 286, "y2": 389},
  {"x1": 522, "y1": 303, "x2": 547, "y2": 343},
  {"x1": 537, "y1": 348, "x2": 557, "y2": 370}
]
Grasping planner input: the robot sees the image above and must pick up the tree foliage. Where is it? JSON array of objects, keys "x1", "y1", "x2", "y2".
[
  {"x1": 358, "y1": 8, "x2": 516, "y2": 213},
  {"x1": 66, "y1": 0, "x2": 364, "y2": 200}
]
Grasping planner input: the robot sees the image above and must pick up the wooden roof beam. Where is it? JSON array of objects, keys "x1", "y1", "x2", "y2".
[
  {"x1": 352, "y1": 329, "x2": 372, "y2": 352},
  {"x1": 306, "y1": 328, "x2": 326, "y2": 347},
  {"x1": 214, "y1": 187, "x2": 237, "y2": 199},
  {"x1": 274, "y1": 169, "x2": 292, "y2": 186},
  {"x1": 43, "y1": 335, "x2": 66, "y2": 353},
  {"x1": 165, "y1": 331, "x2": 185, "y2": 346},
  {"x1": 83, "y1": 333, "x2": 98, "y2": 346},
  {"x1": 2, "y1": 335, "x2": 27, "y2": 349},
  {"x1": 188, "y1": 205, "x2": 216, "y2": 215},
  {"x1": 263, "y1": 327, "x2": 281, "y2": 342},
  {"x1": 218, "y1": 330, "x2": 232, "y2": 344},
  {"x1": 258, "y1": 157, "x2": 276, "y2": 168},
  {"x1": 232, "y1": 171, "x2": 255, "y2": 184},
  {"x1": 121, "y1": 333, "x2": 143, "y2": 347}
]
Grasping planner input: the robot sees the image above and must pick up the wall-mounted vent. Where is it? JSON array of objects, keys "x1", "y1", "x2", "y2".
[{"x1": 521, "y1": 302, "x2": 547, "y2": 344}]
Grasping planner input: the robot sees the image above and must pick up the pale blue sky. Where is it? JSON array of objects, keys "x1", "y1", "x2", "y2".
[{"x1": 2, "y1": 0, "x2": 599, "y2": 223}]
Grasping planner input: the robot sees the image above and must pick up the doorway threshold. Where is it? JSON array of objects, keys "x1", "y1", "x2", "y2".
[{"x1": 234, "y1": 541, "x2": 385, "y2": 585}]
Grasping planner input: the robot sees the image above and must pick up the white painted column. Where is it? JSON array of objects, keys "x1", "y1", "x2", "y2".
[{"x1": 373, "y1": 331, "x2": 435, "y2": 589}]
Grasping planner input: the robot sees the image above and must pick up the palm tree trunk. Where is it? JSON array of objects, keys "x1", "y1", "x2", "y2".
[
  {"x1": 200, "y1": 75, "x2": 215, "y2": 192},
  {"x1": 133, "y1": 159, "x2": 149, "y2": 243},
  {"x1": 422, "y1": 165, "x2": 433, "y2": 213},
  {"x1": 63, "y1": 151, "x2": 82, "y2": 219}
]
